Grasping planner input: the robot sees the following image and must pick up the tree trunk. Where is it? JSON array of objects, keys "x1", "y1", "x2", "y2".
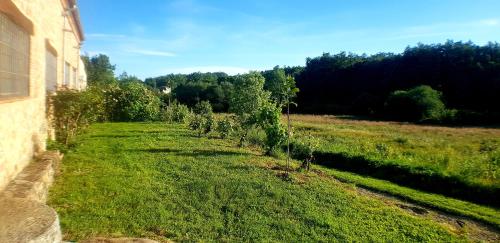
[{"x1": 286, "y1": 102, "x2": 291, "y2": 174}]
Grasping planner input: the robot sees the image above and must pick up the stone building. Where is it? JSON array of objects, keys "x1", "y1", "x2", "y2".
[{"x1": 0, "y1": 0, "x2": 86, "y2": 191}]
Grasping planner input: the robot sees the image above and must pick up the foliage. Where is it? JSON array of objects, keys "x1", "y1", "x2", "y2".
[
  {"x1": 203, "y1": 115, "x2": 215, "y2": 135},
  {"x1": 163, "y1": 101, "x2": 191, "y2": 123},
  {"x1": 262, "y1": 66, "x2": 299, "y2": 108},
  {"x1": 47, "y1": 88, "x2": 102, "y2": 145},
  {"x1": 189, "y1": 101, "x2": 214, "y2": 137},
  {"x1": 294, "y1": 41, "x2": 500, "y2": 124},
  {"x1": 49, "y1": 122, "x2": 475, "y2": 241},
  {"x1": 230, "y1": 72, "x2": 271, "y2": 145},
  {"x1": 385, "y1": 85, "x2": 446, "y2": 122},
  {"x1": 258, "y1": 104, "x2": 287, "y2": 154},
  {"x1": 141, "y1": 41, "x2": 500, "y2": 125},
  {"x1": 82, "y1": 54, "x2": 117, "y2": 86},
  {"x1": 215, "y1": 116, "x2": 233, "y2": 139},
  {"x1": 145, "y1": 72, "x2": 234, "y2": 112},
  {"x1": 291, "y1": 134, "x2": 319, "y2": 170},
  {"x1": 117, "y1": 72, "x2": 142, "y2": 83},
  {"x1": 189, "y1": 115, "x2": 204, "y2": 137},
  {"x1": 244, "y1": 127, "x2": 267, "y2": 148},
  {"x1": 112, "y1": 82, "x2": 161, "y2": 121}
]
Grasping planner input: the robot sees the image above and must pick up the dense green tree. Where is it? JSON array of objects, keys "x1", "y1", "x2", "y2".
[
  {"x1": 82, "y1": 54, "x2": 116, "y2": 86},
  {"x1": 295, "y1": 41, "x2": 500, "y2": 123},
  {"x1": 385, "y1": 85, "x2": 446, "y2": 122},
  {"x1": 117, "y1": 72, "x2": 142, "y2": 83},
  {"x1": 230, "y1": 72, "x2": 271, "y2": 145}
]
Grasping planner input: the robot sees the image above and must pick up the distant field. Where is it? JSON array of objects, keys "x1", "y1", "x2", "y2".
[
  {"x1": 290, "y1": 114, "x2": 500, "y2": 204},
  {"x1": 49, "y1": 122, "x2": 467, "y2": 242}
]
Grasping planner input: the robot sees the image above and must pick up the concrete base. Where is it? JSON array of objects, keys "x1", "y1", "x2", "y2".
[
  {"x1": 0, "y1": 151, "x2": 62, "y2": 243},
  {"x1": 0, "y1": 197, "x2": 61, "y2": 243}
]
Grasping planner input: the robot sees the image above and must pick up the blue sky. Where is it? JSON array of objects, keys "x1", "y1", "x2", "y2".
[{"x1": 79, "y1": 0, "x2": 500, "y2": 79}]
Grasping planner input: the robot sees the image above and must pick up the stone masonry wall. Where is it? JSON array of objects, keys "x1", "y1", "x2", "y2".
[{"x1": 0, "y1": 0, "x2": 84, "y2": 190}]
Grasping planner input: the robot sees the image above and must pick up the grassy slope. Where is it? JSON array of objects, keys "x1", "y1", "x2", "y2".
[
  {"x1": 290, "y1": 114, "x2": 500, "y2": 188},
  {"x1": 323, "y1": 168, "x2": 500, "y2": 228},
  {"x1": 49, "y1": 123, "x2": 463, "y2": 242}
]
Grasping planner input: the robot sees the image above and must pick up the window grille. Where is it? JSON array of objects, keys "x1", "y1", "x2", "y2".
[
  {"x1": 0, "y1": 12, "x2": 30, "y2": 99},
  {"x1": 45, "y1": 50, "x2": 57, "y2": 92}
]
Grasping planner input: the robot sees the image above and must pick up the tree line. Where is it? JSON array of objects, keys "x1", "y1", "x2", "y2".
[
  {"x1": 144, "y1": 40, "x2": 500, "y2": 124},
  {"x1": 294, "y1": 40, "x2": 500, "y2": 123}
]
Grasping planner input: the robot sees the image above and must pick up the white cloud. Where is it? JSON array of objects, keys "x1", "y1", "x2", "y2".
[
  {"x1": 478, "y1": 18, "x2": 499, "y2": 26},
  {"x1": 162, "y1": 66, "x2": 250, "y2": 75},
  {"x1": 127, "y1": 49, "x2": 176, "y2": 57}
]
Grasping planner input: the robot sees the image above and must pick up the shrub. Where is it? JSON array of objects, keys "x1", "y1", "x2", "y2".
[
  {"x1": 385, "y1": 85, "x2": 446, "y2": 122},
  {"x1": 203, "y1": 114, "x2": 215, "y2": 135},
  {"x1": 258, "y1": 104, "x2": 286, "y2": 155},
  {"x1": 291, "y1": 134, "x2": 319, "y2": 170},
  {"x1": 189, "y1": 101, "x2": 215, "y2": 137},
  {"x1": 189, "y1": 115, "x2": 204, "y2": 137},
  {"x1": 113, "y1": 82, "x2": 161, "y2": 121},
  {"x1": 48, "y1": 88, "x2": 102, "y2": 145},
  {"x1": 216, "y1": 117, "x2": 233, "y2": 139},
  {"x1": 230, "y1": 72, "x2": 271, "y2": 146},
  {"x1": 245, "y1": 128, "x2": 266, "y2": 148},
  {"x1": 163, "y1": 101, "x2": 191, "y2": 123}
]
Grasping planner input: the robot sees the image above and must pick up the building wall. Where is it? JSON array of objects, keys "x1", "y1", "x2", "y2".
[{"x1": 0, "y1": 0, "x2": 85, "y2": 190}]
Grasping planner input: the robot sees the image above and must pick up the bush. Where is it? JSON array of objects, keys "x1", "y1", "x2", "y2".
[
  {"x1": 216, "y1": 117, "x2": 233, "y2": 139},
  {"x1": 188, "y1": 101, "x2": 214, "y2": 137},
  {"x1": 203, "y1": 114, "x2": 215, "y2": 135},
  {"x1": 48, "y1": 88, "x2": 102, "y2": 145},
  {"x1": 113, "y1": 82, "x2": 161, "y2": 121},
  {"x1": 163, "y1": 101, "x2": 191, "y2": 123},
  {"x1": 291, "y1": 134, "x2": 319, "y2": 170},
  {"x1": 189, "y1": 115, "x2": 204, "y2": 137},
  {"x1": 258, "y1": 104, "x2": 286, "y2": 155},
  {"x1": 245, "y1": 128, "x2": 266, "y2": 148},
  {"x1": 385, "y1": 85, "x2": 446, "y2": 122}
]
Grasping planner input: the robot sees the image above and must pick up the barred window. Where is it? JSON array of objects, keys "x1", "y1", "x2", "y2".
[
  {"x1": 0, "y1": 12, "x2": 30, "y2": 99},
  {"x1": 45, "y1": 50, "x2": 57, "y2": 92}
]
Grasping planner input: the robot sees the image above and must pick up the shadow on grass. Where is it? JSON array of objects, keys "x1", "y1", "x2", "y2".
[
  {"x1": 312, "y1": 151, "x2": 500, "y2": 208},
  {"x1": 131, "y1": 148, "x2": 250, "y2": 157}
]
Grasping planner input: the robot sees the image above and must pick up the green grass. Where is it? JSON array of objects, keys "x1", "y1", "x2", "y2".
[
  {"x1": 322, "y1": 168, "x2": 500, "y2": 228},
  {"x1": 290, "y1": 114, "x2": 500, "y2": 190},
  {"x1": 49, "y1": 122, "x2": 466, "y2": 242}
]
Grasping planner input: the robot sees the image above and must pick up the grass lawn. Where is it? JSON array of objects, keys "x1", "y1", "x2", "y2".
[
  {"x1": 290, "y1": 115, "x2": 499, "y2": 200},
  {"x1": 49, "y1": 122, "x2": 467, "y2": 242}
]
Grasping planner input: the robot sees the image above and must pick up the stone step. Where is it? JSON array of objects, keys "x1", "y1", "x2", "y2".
[{"x1": 1, "y1": 151, "x2": 61, "y2": 203}]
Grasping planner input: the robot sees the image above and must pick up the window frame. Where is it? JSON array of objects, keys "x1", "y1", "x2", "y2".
[
  {"x1": 63, "y1": 61, "x2": 71, "y2": 88},
  {"x1": 0, "y1": 11, "x2": 31, "y2": 101},
  {"x1": 45, "y1": 48, "x2": 58, "y2": 93}
]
